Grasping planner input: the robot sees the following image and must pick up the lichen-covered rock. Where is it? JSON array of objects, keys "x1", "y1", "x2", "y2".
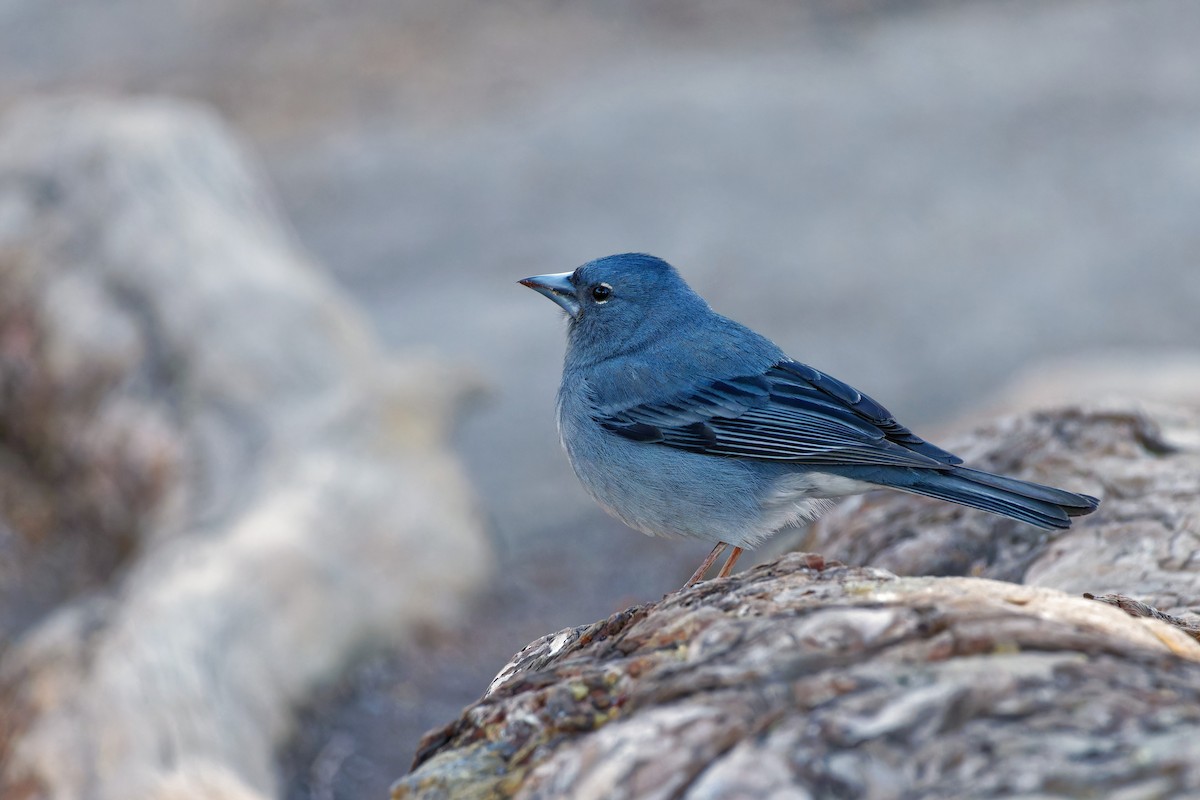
[
  {"x1": 396, "y1": 556, "x2": 1200, "y2": 799},
  {"x1": 0, "y1": 96, "x2": 491, "y2": 800},
  {"x1": 395, "y1": 402, "x2": 1200, "y2": 799}
]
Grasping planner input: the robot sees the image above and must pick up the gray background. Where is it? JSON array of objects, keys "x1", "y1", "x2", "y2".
[{"x1": 3, "y1": 0, "x2": 1198, "y2": 795}]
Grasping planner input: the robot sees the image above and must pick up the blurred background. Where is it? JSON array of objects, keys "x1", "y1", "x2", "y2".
[{"x1": 2, "y1": 0, "x2": 1198, "y2": 798}]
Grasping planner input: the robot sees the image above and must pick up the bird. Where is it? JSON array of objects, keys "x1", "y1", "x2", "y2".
[{"x1": 520, "y1": 253, "x2": 1099, "y2": 588}]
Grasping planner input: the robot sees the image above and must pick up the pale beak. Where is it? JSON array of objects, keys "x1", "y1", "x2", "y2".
[{"x1": 519, "y1": 271, "x2": 580, "y2": 318}]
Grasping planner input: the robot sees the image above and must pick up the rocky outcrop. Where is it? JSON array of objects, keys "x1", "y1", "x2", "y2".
[
  {"x1": 0, "y1": 97, "x2": 491, "y2": 800},
  {"x1": 398, "y1": 557, "x2": 1200, "y2": 799},
  {"x1": 801, "y1": 403, "x2": 1200, "y2": 618},
  {"x1": 395, "y1": 403, "x2": 1200, "y2": 799}
]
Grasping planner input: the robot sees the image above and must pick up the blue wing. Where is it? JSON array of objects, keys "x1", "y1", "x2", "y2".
[{"x1": 596, "y1": 359, "x2": 963, "y2": 469}]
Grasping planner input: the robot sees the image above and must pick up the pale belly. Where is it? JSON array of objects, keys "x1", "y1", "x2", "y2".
[{"x1": 557, "y1": 398, "x2": 876, "y2": 547}]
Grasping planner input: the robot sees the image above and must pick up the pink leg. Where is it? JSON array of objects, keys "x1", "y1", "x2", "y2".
[
  {"x1": 716, "y1": 546, "x2": 744, "y2": 578},
  {"x1": 684, "y1": 542, "x2": 728, "y2": 587}
]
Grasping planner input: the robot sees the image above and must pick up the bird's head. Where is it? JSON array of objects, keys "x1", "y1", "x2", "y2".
[{"x1": 520, "y1": 253, "x2": 710, "y2": 357}]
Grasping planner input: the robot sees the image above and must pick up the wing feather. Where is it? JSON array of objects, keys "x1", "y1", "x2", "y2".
[{"x1": 597, "y1": 359, "x2": 962, "y2": 469}]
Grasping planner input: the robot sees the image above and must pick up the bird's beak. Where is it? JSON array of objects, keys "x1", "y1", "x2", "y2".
[{"x1": 519, "y1": 271, "x2": 581, "y2": 318}]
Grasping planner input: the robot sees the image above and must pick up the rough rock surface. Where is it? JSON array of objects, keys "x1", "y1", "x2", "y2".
[
  {"x1": 397, "y1": 557, "x2": 1200, "y2": 799},
  {"x1": 0, "y1": 97, "x2": 491, "y2": 800},
  {"x1": 395, "y1": 403, "x2": 1200, "y2": 799},
  {"x1": 801, "y1": 402, "x2": 1200, "y2": 619}
]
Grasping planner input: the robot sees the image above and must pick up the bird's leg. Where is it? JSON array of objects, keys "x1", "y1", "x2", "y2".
[
  {"x1": 684, "y1": 542, "x2": 728, "y2": 587},
  {"x1": 716, "y1": 546, "x2": 744, "y2": 578}
]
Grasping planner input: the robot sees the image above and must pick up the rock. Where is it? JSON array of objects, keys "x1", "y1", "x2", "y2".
[
  {"x1": 0, "y1": 96, "x2": 491, "y2": 800},
  {"x1": 395, "y1": 403, "x2": 1200, "y2": 798},
  {"x1": 987, "y1": 350, "x2": 1200, "y2": 420},
  {"x1": 396, "y1": 557, "x2": 1200, "y2": 799},
  {"x1": 1085, "y1": 593, "x2": 1200, "y2": 641},
  {"x1": 801, "y1": 403, "x2": 1200, "y2": 619}
]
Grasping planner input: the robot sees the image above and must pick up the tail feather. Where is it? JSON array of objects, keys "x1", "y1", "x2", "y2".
[
  {"x1": 903, "y1": 468, "x2": 1099, "y2": 531},
  {"x1": 953, "y1": 467, "x2": 1099, "y2": 516}
]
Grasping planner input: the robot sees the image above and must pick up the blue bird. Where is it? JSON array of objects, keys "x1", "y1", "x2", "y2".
[{"x1": 520, "y1": 254, "x2": 1099, "y2": 587}]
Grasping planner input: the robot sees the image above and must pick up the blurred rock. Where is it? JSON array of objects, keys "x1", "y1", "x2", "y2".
[
  {"x1": 801, "y1": 402, "x2": 1200, "y2": 619},
  {"x1": 0, "y1": 96, "x2": 491, "y2": 800},
  {"x1": 984, "y1": 350, "x2": 1200, "y2": 420},
  {"x1": 1085, "y1": 592, "x2": 1200, "y2": 641},
  {"x1": 397, "y1": 557, "x2": 1200, "y2": 799},
  {"x1": 395, "y1": 403, "x2": 1200, "y2": 798}
]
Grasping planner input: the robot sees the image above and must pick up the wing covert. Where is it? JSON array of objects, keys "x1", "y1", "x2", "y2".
[{"x1": 596, "y1": 359, "x2": 961, "y2": 468}]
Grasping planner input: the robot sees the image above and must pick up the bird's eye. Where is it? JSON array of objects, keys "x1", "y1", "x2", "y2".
[{"x1": 591, "y1": 283, "x2": 612, "y2": 303}]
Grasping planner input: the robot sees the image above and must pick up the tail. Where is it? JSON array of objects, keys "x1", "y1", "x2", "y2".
[{"x1": 903, "y1": 467, "x2": 1099, "y2": 530}]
